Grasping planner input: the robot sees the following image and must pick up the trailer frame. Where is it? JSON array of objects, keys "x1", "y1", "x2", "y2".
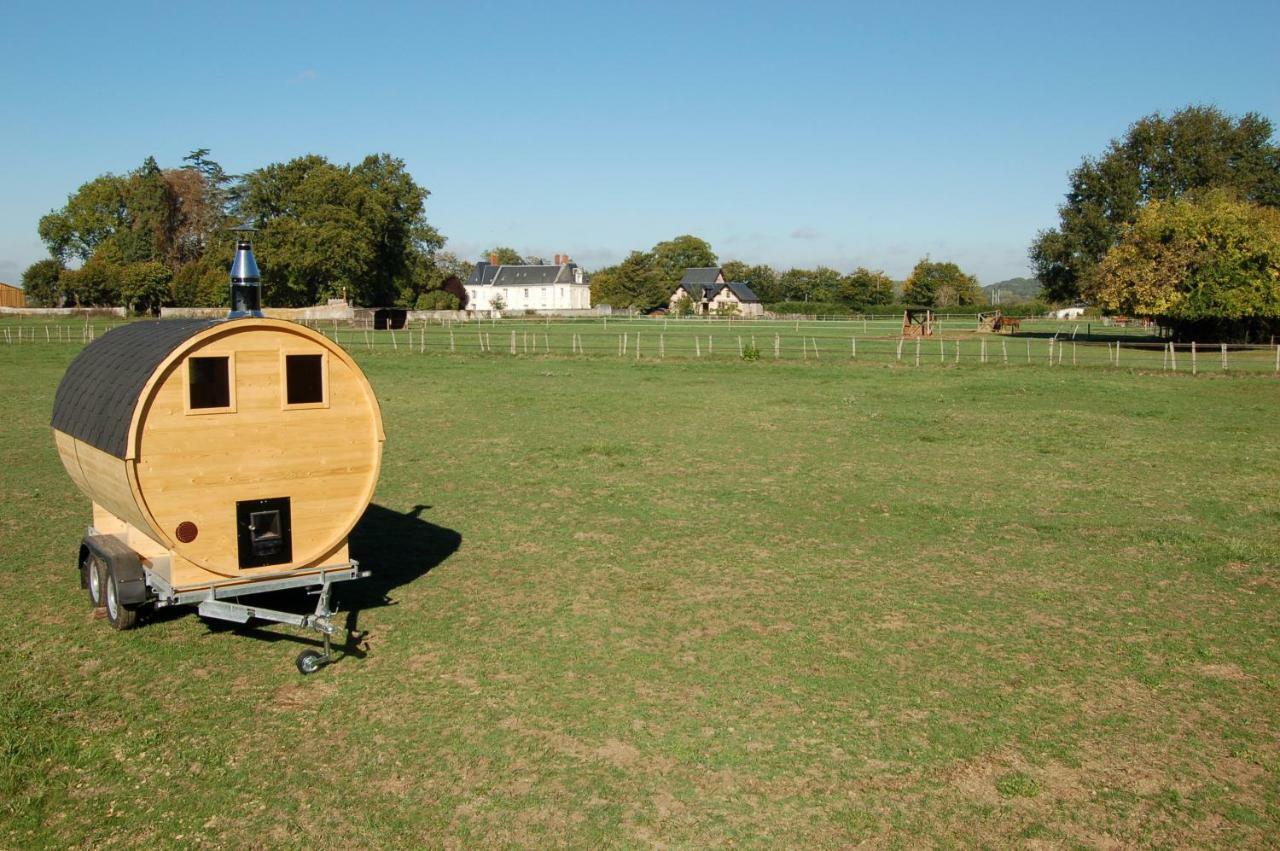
[{"x1": 82, "y1": 527, "x2": 368, "y2": 674}]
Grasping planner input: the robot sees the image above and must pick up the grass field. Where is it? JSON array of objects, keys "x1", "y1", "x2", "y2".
[{"x1": 3, "y1": 341, "x2": 1280, "y2": 847}]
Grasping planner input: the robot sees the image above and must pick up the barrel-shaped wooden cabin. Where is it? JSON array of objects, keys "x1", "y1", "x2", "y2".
[{"x1": 52, "y1": 317, "x2": 384, "y2": 592}]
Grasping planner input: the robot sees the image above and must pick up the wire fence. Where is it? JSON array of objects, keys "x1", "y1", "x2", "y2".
[{"x1": 3, "y1": 315, "x2": 1278, "y2": 375}]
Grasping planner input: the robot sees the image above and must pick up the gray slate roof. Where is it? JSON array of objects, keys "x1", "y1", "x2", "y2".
[
  {"x1": 51, "y1": 319, "x2": 221, "y2": 459},
  {"x1": 674, "y1": 281, "x2": 760, "y2": 303},
  {"x1": 467, "y1": 263, "x2": 576, "y2": 287},
  {"x1": 679, "y1": 267, "x2": 723, "y2": 285}
]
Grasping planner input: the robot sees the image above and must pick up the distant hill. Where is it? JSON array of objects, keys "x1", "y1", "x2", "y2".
[{"x1": 982, "y1": 277, "x2": 1041, "y2": 303}]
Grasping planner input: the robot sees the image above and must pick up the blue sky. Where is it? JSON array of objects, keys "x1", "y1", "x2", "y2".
[{"x1": 1, "y1": 0, "x2": 1277, "y2": 285}]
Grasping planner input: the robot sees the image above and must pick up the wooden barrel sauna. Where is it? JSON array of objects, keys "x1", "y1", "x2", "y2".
[{"x1": 52, "y1": 317, "x2": 384, "y2": 590}]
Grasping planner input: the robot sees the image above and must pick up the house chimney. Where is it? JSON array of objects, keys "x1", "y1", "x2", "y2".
[
  {"x1": 554, "y1": 253, "x2": 562, "y2": 265},
  {"x1": 227, "y1": 224, "x2": 263, "y2": 319},
  {"x1": 489, "y1": 251, "x2": 498, "y2": 266}
]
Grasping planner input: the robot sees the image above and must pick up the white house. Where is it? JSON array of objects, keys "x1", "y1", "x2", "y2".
[
  {"x1": 669, "y1": 267, "x2": 763, "y2": 317},
  {"x1": 1053, "y1": 306, "x2": 1086, "y2": 320},
  {"x1": 465, "y1": 253, "x2": 591, "y2": 312}
]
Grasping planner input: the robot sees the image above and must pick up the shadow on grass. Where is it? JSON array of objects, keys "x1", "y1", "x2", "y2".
[
  {"x1": 341, "y1": 503, "x2": 462, "y2": 654},
  {"x1": 188, "y1": 503, "x2": 460, "y2": 666}
]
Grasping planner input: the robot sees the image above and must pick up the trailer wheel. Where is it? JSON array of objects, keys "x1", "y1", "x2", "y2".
[
  {"x1": 83, "y1": 552, "x2": 106, "y2": 609},
  {"x1": 295, "y1": 650, "x2": 325, "y2": 675},
  {"x1": 105, "y1": 568, "x2": 139, "y2": 631}
]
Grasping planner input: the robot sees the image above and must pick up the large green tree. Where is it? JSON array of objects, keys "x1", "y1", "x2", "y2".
[
  {"x1": 239, "y1": 153, "x2": 443, "y2": 306},
  {"x1": 58, "y1": 260, "x2": 120, "y2": 307},
  {"x1": 839, "y1": 267, "x2": 895, "y2": 309},
  {"x1": 1031, "y1": 106, "x2": 1280, "y2": 302},
  {"x1": 903, "y1": 259, "x2": 981, "y2": 307},
  {"x1": 20, "y1": 259, "x2": 65, "y2": 307},
  {"x1": 721, "y1": 261, "x2": 780, "y2": 302},
  {"x1": 118, "y1": 261, "x2": 173, "y2": 315},
  {"x1": 651, "y1": 235, "x2": 717, "y2": 292},
  {"x1": 590, "y1": 251, "x2": 665, "y2": 309},
  {"x1": 1089, "y1": 191, "x2": 1280, "y2": 340}
]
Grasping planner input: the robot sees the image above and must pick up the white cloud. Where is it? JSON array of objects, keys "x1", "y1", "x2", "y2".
[{"x1": 790, "y1": 227, "x2": 823, "y2": 240}]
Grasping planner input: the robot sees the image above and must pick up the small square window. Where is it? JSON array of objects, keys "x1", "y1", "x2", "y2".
[
  {"x1": 285, "y1": 354, "x2": 325, "y2": 405},
  {"x1": 189, "y1": 357, "x2": 230, "y2": 409}
]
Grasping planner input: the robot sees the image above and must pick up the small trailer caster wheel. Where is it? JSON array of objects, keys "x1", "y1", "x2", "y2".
[{"x1": 296, "y1": 650, "x2": 325, "y2": 675}]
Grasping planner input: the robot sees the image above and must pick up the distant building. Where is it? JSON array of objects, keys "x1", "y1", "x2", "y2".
[
  {"x1": 0, "y1": 282, "x2": 26, "y2": 309},
  {"x1": 465, "y1": 253, "x2": 590, "y2": 312},
  {"x1": 1053, "y1": 306, "x2": 1086, "y2": 320},
  {"x1": 669, "y1": 267, "x2": 763, "y2": 317}
]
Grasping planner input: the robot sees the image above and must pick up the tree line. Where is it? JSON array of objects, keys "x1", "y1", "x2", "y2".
[
  {"x1": 20, "y1": 153, "x2": 992, "y2": 317},
  {"x1": 588, "y1": 234, "x2": 986, "y2": 313}
]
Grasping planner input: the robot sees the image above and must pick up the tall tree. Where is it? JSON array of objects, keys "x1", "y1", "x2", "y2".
[
  {"x1": 1031, "y1": 106, "x2": 1280, "y2": 302},
  {"x1": 1089, "y1": 191, "x2": 1280, "y2": 340},
  {"x1": 903, "y1": 258, "x2": 981, "y2": 306}
]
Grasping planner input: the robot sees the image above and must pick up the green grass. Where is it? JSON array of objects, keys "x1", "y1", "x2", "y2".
[{"x1": 3, "y1": 342, "x2": 1280, "y2": 847}]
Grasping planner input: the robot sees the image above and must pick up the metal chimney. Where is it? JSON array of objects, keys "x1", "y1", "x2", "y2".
[{"x1": 228, "y1": 224, "x2": 263, "y2": 318}]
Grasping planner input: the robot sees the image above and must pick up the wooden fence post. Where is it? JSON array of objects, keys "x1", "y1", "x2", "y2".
[
  {"x1": 915, "y1": 337, "x2": 921, "y2": 366},
  {"x1": 1221, "y1": 342, "x2": 1228, "y2": 371},
  {"x1": 1191, "y1": 341, "x2": 1197, "y2": 374},
  {"x1": 1001, "y1": 339, "x2": 1008, "y2": 364}
]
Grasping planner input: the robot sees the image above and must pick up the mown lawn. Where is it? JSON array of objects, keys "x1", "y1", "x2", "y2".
[{"x1": 3, "y1": 344, "x2": 1279, "y2": 847}]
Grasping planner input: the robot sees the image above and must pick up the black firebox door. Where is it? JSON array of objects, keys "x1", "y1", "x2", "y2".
[{"x1": 236, "y1": 497, "x2": 293, "y2": 568}]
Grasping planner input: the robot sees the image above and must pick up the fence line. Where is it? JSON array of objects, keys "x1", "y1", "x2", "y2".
[{"x1": 4, "y1": 317, "x2": 1279, "y2": 375}]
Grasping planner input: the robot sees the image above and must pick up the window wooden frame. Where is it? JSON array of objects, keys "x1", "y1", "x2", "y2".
[
  {"x1": 184, "y1": 353, "x2": 237, "y2": 415},
  {"x1": 280, "y1": 350, "x2": 330, "y2": 411}
]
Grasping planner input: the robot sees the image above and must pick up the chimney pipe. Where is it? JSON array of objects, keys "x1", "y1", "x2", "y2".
[
  {"x1": 489, "y1": 252, "x2": 498, "y2": 266},
  {"x1": 228, "y1": 226, "x2": 263, "y2": 319}
]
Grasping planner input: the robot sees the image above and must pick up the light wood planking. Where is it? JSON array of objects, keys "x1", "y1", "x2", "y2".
[{"x1": 55, "y1": 318, "x2": 384, "y2": 581}]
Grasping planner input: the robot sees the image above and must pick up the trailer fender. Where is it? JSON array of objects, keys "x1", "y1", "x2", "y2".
[{"x1": 82, "y1": 534, "x2": 148, "y2": 606}]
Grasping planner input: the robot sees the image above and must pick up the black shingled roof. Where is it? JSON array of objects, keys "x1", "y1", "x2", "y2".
[{"x1": 51, "y1": 319, "x2": 222, "y2": 459}]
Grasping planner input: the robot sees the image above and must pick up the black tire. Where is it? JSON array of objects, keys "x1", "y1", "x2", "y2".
[
  {"x1": 295, "y1": 650, "x2": 325, "y2": 675},
  {"x1": 105, "y1": 568, "x2": 140, "y2": 631},
  {"x1": 83, "y1": 552, "x2": 106, "y2": 609}
]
